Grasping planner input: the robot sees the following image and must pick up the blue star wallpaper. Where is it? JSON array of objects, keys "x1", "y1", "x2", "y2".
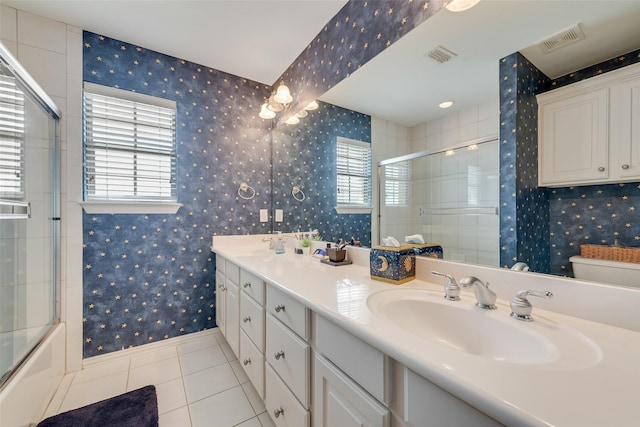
[{"x1": 272, "y1": 102, "x2": 371, "y2": 246}]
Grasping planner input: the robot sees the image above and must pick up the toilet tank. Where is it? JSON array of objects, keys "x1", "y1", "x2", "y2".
[{"x1": 570, "y1": 256, "x2": 640, "y2": 288}]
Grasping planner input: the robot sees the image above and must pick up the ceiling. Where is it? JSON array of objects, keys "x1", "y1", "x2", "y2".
[{"x1": 4, "y1": 0, "x2": 640, "y2": 127}]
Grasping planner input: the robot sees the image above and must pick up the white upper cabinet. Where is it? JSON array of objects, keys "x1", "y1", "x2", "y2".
[{"x1": 538, "y1": 62, "x2": 640, "y2": 187}]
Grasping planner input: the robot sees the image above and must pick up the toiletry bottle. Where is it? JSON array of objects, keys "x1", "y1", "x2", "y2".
[{"x1": 275, "y1": 231, "x2": 285, "y2": 254}]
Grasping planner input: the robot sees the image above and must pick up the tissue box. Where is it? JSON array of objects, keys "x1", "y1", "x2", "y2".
[{"x1": 370, "y1": 244, "x2": 443, "y2": 284}]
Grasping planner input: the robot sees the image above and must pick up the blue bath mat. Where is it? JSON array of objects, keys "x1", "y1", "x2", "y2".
[{"x1": 37, "y1": 385, "x2": 158, "y2": 427}]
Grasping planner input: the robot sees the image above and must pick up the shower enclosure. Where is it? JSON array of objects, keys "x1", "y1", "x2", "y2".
[
  {"x1": 0, "y1": 44, "x2": 60, "y2": 388},
  {"x1": 378, "y1": 137, "x2": 499, "y2": 267}
]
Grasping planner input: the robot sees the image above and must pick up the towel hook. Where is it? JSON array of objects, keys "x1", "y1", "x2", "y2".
[
  {"x1": 238, "y1": 182, "x2": 256, "y2": 200},
  {"x1": 292, "y1": 186, "x2": 306, "y2": 202}
]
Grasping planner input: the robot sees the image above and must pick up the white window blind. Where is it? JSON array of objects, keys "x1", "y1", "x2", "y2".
[
  {"x1": 336, "y1": 137, "x2": 371, "y2": 207},
  {"x1": 385, "y1": 160, "x2": 411, "y2": 206},
  {"x1": 83, "y1": 83, "x2": 177, "y2": 202},
  {"x1": 0, "y1": 73, "x2": 25, "y2": 200}
]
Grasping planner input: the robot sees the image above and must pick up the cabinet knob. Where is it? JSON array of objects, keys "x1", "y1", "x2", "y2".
[
  {"x1": 622, "y1": 164, "x2": 630, "y2": 170},
  {"x1": 219, "y1": 285, "x2": 226, "y2": 292},
  {"x1": 598, "y1": 167, "x2": 605, "y2": 172},
  {"x1": 242, "y1": 358, "x2": 251, "y2": 366},
  {"x1": 243, "y1": 316, "x2": 251, "y2": 323},
  {"x1": 274, "y1": 304, "x2": 285, "y2": 313},
  {"x1": 274, "y1": 350, "x2": 285, "y2": 360},
  {"x1": 273, "y1": 407, "x2": 284, "y2": 418},
  {"x1": 243, "y1": 282, "x2": 251, "y2": 288}
]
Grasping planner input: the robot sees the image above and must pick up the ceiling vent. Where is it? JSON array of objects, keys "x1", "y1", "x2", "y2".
[
  {"x1": 425, "y1": 45, "x2": 458, "y2": 64},
  {"x1": 539, "y1": 24, "x2": 585, "y2": 54}
]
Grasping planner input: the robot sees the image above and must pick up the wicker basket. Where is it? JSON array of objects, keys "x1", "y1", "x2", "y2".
[{"x1": 580, "y1": 244, "x2": 640, "y2": 263}]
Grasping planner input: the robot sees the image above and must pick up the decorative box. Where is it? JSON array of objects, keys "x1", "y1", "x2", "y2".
[{"x1": 370, "y1": 244, "x2": 443, "y2": 285}]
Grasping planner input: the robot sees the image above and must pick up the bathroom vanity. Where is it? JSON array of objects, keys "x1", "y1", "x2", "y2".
[{"x1": 212, "y1": 235, "x2": 640, "y2": 427}]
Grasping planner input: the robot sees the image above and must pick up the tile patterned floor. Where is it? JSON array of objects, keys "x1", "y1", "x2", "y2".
[{"x1": 41, "y1": 329, "x2": 275, "y2": 427}]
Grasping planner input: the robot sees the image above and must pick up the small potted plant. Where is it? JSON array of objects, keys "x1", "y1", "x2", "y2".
[{"x1": 301, "y1": 237, "x2": 311, "y2": 254}]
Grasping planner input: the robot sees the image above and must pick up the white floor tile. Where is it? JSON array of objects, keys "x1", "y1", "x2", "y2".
[
  {"x1": 130, "y1": 346, "x2": 178, "y2": 369},
  {"x1": 189, "y1": 385, "x2": 254, "y2": 427},
  {"x1": 177, "y1": 334, "x2": 219, "y2": 355},
  {"x1": 128, "y1": 357, "x2": 182, "y2": 390},
  {"x1": 242, "y1": 382, "x2": 265, "y2": 415},
  {"x1": 229, "y1": 359, "x2": 250, "y2": 384},
  {"x1": 152, "y1": 377, "x2": 187, "y2": 415},
  {"x1": 58, "y1": 370, "x2": 128, "y2": 413},
  {"x1": 159, "y1": 405, "x2": 191, "y2": 427},
  {"x1": 72, "y1": 358, "x2": 130, "y2": 384},
  {"x1": 179, "y1": 344, "x2": 227, "y2": 375},
  {"x1": 183, "y1": 362, "x2": 239, "y2": 403},
  {"x1": 236, "y1": 417, "x2": 262, "y2": 427}
]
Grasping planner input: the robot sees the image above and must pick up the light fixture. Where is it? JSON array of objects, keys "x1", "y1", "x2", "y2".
[
  {"x1": 285, "y1": 115, "x2": 300, "y2": 125},
  {"x1": 259, "y1": 102, "x2": 276, "y2": 119},
  {"x1": 295, "y1": 110, "x2": 308, "y2": 118},
  {"x1": 439, "y1": 100, "x2": 455, "y2": 109},
  {"x1": 445, "y1": 0, "x2": 480, "y2": 12},
  {"x1": 273, "y1": 84, "x2": 293, "y2": 105},
  {"x1": 304, "y1": 100, "x2": 319, "y2": 111}
]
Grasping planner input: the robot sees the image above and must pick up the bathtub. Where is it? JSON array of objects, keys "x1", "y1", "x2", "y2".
[{"x1": 0, "y1": 322, "x2": 65, "y2": 426}]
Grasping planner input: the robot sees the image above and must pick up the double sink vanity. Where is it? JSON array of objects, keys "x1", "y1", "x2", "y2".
[{"x1": 212, "y1": 234, "x2": 640, "y2": 427}]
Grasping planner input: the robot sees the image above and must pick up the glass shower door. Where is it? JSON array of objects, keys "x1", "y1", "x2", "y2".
[{"x1": 0, "y1": 50, "x2": 60, "y2": 386}]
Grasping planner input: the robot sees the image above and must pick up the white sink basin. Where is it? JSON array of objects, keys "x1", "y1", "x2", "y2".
[{"x1": 367, "y1": 288, "x2": 602, "y2": 369}]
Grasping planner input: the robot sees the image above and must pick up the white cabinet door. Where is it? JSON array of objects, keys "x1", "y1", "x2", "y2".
[
  {"x1": 225, "y1": 279, "x2": 240, "y2": 358},
  {"x1": 613, "y1": 76, "x2": 640, "y2": 180},
  {"x1": 538, "y1": 87, "x2": 609, "y2": 186},
  {"x1": 215, "y1": 270, "x2": 226, "y2": 335},
  {"x1": 314, "y1": 354, "x2": 389, "y2": 427}
]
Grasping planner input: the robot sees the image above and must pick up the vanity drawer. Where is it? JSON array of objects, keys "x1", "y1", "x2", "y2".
[
  {"x1": 266, "y1": 285, "x2": 309, "y2": 340},
  {"x1": 265, "y1": 363, "x2": 309, "y2": 427},
  {"x1": 240, "y1": 330, "x2": 264, "y2": 399},
  {"x1": 315, "y1": 314, "x2": 389, "y2": 405},
  {"x1": 240, "y1": 291, "x2": 265, "y2": 351},
  {"x1": 226, "y1": 261, "x2": 240, "y2": 285},
  {"x1": 240, "y1": 269, "x2": 265, "y2": 304},
  {"x1": 266, "y1": 313, "x2": 310, "y2": 408}
]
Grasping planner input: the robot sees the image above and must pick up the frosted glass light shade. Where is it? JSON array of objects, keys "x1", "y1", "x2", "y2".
[
  {"x1": 304, "y1": 100, "x2": 319, "y2": 110},
  {"x1": 445, "y1": 0, "x2": 480, "y2": 12},
  {"x1": 273, "y1": 84, "x2": 293, "y2": 104},
  {"x1": 259, "y1": 103, "x2": 276, "y2": 119},
  {"x1": 285, "y1": 115, "x2": 300, "y2": 125}
]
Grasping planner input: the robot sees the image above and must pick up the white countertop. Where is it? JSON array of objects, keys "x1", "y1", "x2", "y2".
[{"x1": 212, "y1": 235, "x2": 640, "y2": 427}]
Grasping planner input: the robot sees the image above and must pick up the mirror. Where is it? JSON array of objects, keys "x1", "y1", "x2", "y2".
[{"x1": 301, "y1": 0, "x2": 640, "y2": 288}]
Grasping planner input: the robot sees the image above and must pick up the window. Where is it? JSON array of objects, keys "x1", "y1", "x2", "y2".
[
  {"x1": 384, "y1": 160, "x2": 411, "y2": 206},
  {"x1": 336, "y1": 137, "x2": 371, "y2": 213},
  {"x1": 0, "y1": 72, "x2": 25, "y2": 201},
  {"x1": 83, "y1": 83, "x2": 177, "y2": 204}
]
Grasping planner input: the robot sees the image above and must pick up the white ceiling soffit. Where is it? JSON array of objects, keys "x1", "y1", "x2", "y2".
[
  {"x1": 2, "y1": 0, "x2": 349, "y2": 85},
  {"x1": 320, "y1": 0, "x2": 640, "y2": 127}
]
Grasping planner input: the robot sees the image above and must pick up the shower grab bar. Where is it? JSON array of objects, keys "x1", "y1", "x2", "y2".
[{"x1": 0, "y1": 199, "x2": 30, "y2": 219}]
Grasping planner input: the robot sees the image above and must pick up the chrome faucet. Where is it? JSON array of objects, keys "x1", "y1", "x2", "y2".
[
  {"x1": 459, "y1": 276, "x2": 496, "y2": 309},
  {"x1": 262, "y1": 237, "x2": 274, "y2": 250},
  {"x1": 510, "y1": 290, "x2": 553, "y2": 321},
  {"x1": 431, "y1": 271, "x2": 461, "y2": 301}
]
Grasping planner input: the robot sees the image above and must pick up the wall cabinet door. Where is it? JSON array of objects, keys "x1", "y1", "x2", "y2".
[
  {"x1": 613, "y1": 76, "x2": 640, "y2": 179},
  {"x1": 225, "y1": 279, "x2": 240, "y2": 358},
  {"x1": 215, "y1": 270, "x2": 226, "y2": 334},
  {"x1": 538, "y1": 88, "x2": 609, "y2": 186},
  {"x1": 314, "y1": 353, "x2": 389, "y2": 427}
]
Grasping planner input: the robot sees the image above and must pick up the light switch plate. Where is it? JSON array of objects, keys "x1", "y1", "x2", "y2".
[
  {"x1": 260, "y1": 209, "x2": 268, "y2": 222},
  {"x1": 275, "y1": 209, "x2": 283, "y2": 222}
]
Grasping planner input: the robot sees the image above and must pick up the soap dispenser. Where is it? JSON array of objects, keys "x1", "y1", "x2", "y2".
[{"x1": 275, "y1": 231, "x2": 285, "y2": 254}]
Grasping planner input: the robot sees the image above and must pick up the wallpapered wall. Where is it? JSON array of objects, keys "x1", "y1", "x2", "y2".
[
  {"x1": 501, "y1": 48, "x2": 640, "y2": 277},
  {"x1": 82, "y1": 31, "x2": 272, "y2": 357},
  {"x1": 272, "y1": 102, "x2": 371, "y2": 246}
]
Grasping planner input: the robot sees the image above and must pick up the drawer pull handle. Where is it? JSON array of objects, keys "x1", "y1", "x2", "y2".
[
  {"x1": 243, "y1": 316, "x2": 251, "y2": 323},
  {"x1": 274, "y1": 304, "x2": 285, "y2": 312},
  {"x1": 242, "y1": 358, "x2": 251, "y2": 366},
  {"x1": 622, "y1": 164, "x2": 630, "y2": 170},
  {"x1": 598, "y1": 167, "x2": 605, "y2": 172},
  {"x1": 274, "y1": 350, "x2": 285, "y2": 360},
  {"x1": 273, "y1": 407, "x2": 284, "y2": 418},
  {"x1": 243, "y1": 282, "x2": 251, "y2": 288}
]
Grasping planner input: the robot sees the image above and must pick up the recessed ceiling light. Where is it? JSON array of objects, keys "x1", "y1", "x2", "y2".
[
  {"x1": 439, "y1": 101, "x2": 455, "y2": 109},
  {"x1": 445, "y1": 0, "x2": 481, "y2": 13}
]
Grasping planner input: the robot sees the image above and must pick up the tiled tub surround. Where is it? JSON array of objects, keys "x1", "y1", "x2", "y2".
[{"x1": 212, "y1": 234, "x2": 640, "y2": 427}]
